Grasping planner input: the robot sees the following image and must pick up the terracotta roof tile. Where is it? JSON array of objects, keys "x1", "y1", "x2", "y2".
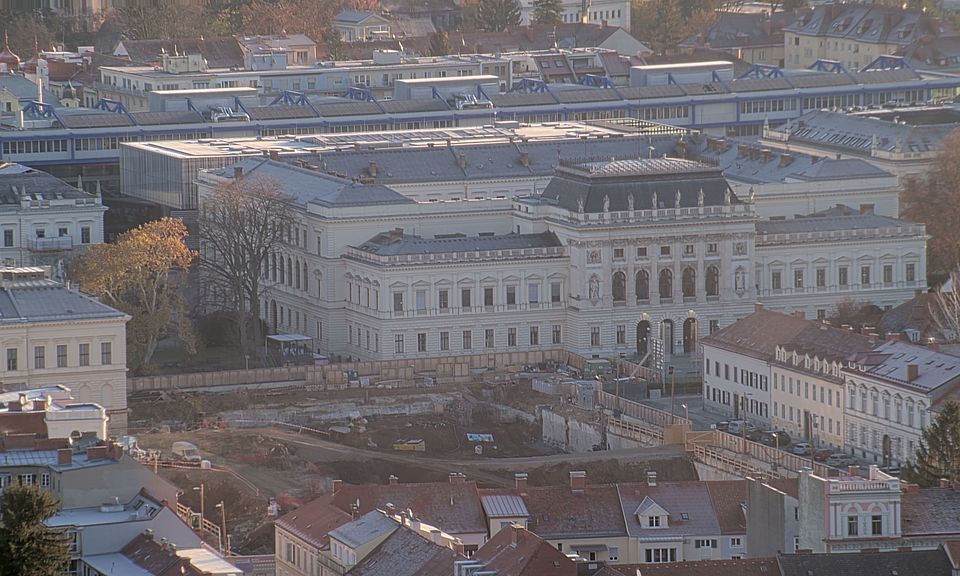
[
  {"x1": 606, "y1": 558, "x2": 781, "y2": 576},
  {"x1": 520, "y1": 484, "x2": 627, "y2": 540},
  {"x1": 274, "y1": 495, "x2": 352, "y2": 549},
  {"x1": 701, "y1": 308, "x2": 811, "y2": 360},
  {"x1": 473, "y1": 525, "x2": 576, "y2": 576},
  {"x1": 704, "y1": 481, "x2": 746, "y2": 534}
]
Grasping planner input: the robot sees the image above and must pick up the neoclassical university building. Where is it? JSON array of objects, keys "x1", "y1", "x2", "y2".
[{"x1": 196, "y1": 145, "x2": 926, "y2": 363}]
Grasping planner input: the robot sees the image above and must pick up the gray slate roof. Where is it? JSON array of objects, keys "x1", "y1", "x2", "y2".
[
  {"x1": 756, "y1": 211, "x2": 912, "y2": 235},
  {"x1": 347, "y1": 525, "x2": 460, "y2": 576},
  {"x1": 848, "y1": 340, "x2": 960, "y2": 392},
  {"x1": 0, "y1": 74, "x2": 60, "y2": 106},
  {"x1": 541, "y1": 157, "x2": 738, "y2": 213},
  {"x1": 210, "y1": 158, "x2": 413, "y2": 208},
  {"x1": 0, "y1": 284, "x2": 126, "y2": 324},
  {"x1": 357, "y1": 231, "x2": 561, "y2": 256},
  {"x1": 783, "y1": 110, "x2": 955, "y2": 155},
  {"x1": 327, "y1": 510, "x2": 397, "y2": 549},
  {"x1": 0, "y1": 164, "x2": 94, "y2": 204},
  {"x1": 618, "y1": 482, "x2": 722, "y2": 539}
]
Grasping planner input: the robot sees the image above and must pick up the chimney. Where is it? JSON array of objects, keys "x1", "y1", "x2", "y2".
[
  {"x1": 515, "y1": 473, "x2": 528, "y2": 493},
  {"x1": 351, "y1": 503, "x2": 360, "y2": 520},
  {"x1": 519, "y1": 151, "x2": 530, "y2": 167},
  {"x1": 332, "y1": 479, "x2": 342, "y2": 495},
  {"x1": 928, "y1": 341, "x2": 941, "y2": 352},
  {"x1": 6, "y1": 401, "x2": 19, "y2": 412},
  {"x1": 389, "y1": 474, "x2": 398, "y2": 485},
  {"x1": 940, "y1": 478, "x2": 951, "y2": 488},
  {"x1": 905, "y1": 483, "x2": 920, "y2": 494},
  {"x1": 457, "y1": 153, "x2": 467, "y2": 169},
  {"x1": 848, "y1": 465, "x2": 860, "y2": 477},
  {"x1": 268, "y1": 149, "x2": 279, "y2": 161},
  {"x1": 86, "y1": 445, "x2": 108, "y2": 460},
  {"x1": 906, "y1": 364, "x2": 919, "y2": 382},
  {"x1": 860, "y1": 326, "x2": 873, "y2": 336},
  {"x1": 368, "y1": 160, "x2": 378, "y2": 177},
  {"x1": 779, "y1": 153, "x2": 793, "y2": 167},
  {"x1": 448, "y1": 472, "x2": 466, "y2": 484},
  {"x1": 233, "y1": 166, "x2": 243, "y2": 180},
  {"x1": 761, "y1": 149, "x2": 773, "y2": 162},
  {"x1": 32, "y1": 399, "x2": 46, "y2": 412},
  {"x1": 796, "y1": 549, "x2": 813, "y2": 555},
  {"x1": 569, "y1": 470, "x2": 586, "y2": 494},
  {"x1": 57, "y1": 448, "x2": 72, "y2": 466},
  {"x1": 885, "y1": 333, "x2": 902, "y2": 342},
  {"x1": 646, "y1": 470, "x2": 657, "y2": 487},
  {"x1": 859, "y1": 203, "x2": 875, "y2": 215},
  {"x1": 754, "y1": 303, "x2": 765, "y2": 313},
  {"x1": 511, "y1": 523, "x2": 522, "y2": 546}
]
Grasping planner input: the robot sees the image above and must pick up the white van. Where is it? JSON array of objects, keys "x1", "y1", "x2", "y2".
[{"x1": 171, "y1": 441, "x2": 201, "y2": 462}]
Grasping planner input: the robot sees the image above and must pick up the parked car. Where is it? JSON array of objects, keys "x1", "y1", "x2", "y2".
[
  {"x1": 813, "y1": 449, "x2": 833, "y2": 462},
  {"x1": 757, "y1": 430, "x2": 791, "y2": 448},
  {"x1": 727, "y1": 420, "x2": 758, "y2": 436},
  {"x1": 791, "y1": 442, "x2": 812, "y2": 456},
  {"x1": 826, "y1": 453, "x2": 856, "y2": 467},
  {"x1": 714, "y1": 421, "x2": 731, "y2": 432}
]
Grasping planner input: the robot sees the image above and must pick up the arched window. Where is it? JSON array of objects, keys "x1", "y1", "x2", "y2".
[
  {"x1": 612, "y1": 271, "x2": 626, "y2": 302},
  {"x1": 278, "y1": 256, "x2": 285, "y2": 284},
  {"x1": 287, "y1": 257, "x2": 293, "y2": 286},
  {"x1": 271, "y1": 253, "x2": 277, "y2": 281},
  {"x1": 302, "y1": 262, "x2": 309, "y2": 292},
  {"x1": 295, "y1": 259, "x2": 301, "y2": 290},
  {"x1": 706, "y1": 265, "x2": 720, "y2": 296},
  {"x1": 636, "y1": 270, "x2": 649, "y2": 301},
  {"x1": 682, "y1": 267, "x2": 696, "y2": 299},
  {"x1": 659, "y1": 269, "x2": 673, "y2": 301}
]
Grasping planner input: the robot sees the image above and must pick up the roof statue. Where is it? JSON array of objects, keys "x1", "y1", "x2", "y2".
[
  {"x1": 602, "y1": 194, "x2": 610, "y2": 213},
  {"x1": 627, "y1": 193, "x2": 634, "y2": 211},
  {"x1": 675, "y1": 189, "x2": 681, "y2": 209},
  {"x1": 697, "y1": 187, "x2": 704, "y2": 207},
  {"x1": 651, "y1": 190, "x2": 658, "y2": 209}
]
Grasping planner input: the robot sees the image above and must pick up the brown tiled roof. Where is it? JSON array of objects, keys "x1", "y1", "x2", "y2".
[
  {"x1": 902, "y1": 487, "x2": 960, "y2": 537},
  {"x1": 473, "y1": 525, "x2": 576, "y2": 576},
  {"x1": 778, "y1": 548, "x2": 952, "y2": 576},
  {"x1": 347, "y1": 525, "x2": 462, "y2": 576},
  {"x1": 121, "y1": 533, "x2": 204, "y2": 576},
  {"x1": 520, "y1": 483, "x2": 627, "y2": 540},
  {"x1": 704, "y1": 481, "x2": 746, "y2": 535},
  {"x1": 701, "y1": 308, "x2": 815, "y2": 361},
  {"x1": 943, "y1": 540, "x2": 960, "y2": 568},
  {"x1": 459, "y1": 23, "x2": 626, "y2": 53},
  {"x1": 274, "y1": 495, "x2": 352, "y2": 549},
  {"x1": 879, "y1": 293, "x2": 942, "y2": 341},
  {"x1": 331, "y1": 480, "x2": 486, "y2": 536},
  {"x1": 766, "y1": 478, "x2": 799, "y2": 499},
  {"x1": 606, "y1": 558, "x2": 781, "y2": 576},
  {"x1": 0, "y1": 411, "x2": 46, "y2": 437}
]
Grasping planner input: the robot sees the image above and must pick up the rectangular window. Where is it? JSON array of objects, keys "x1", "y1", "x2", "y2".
[
  {"x1": 438, "y1": 289, "x2": 449, "y2": 310},
  {"x1": 462, "y1": 330, "x2": 472, "y2": 350},
  {"x1": 81, "y1": 226, "x2": 90, "y2": 244},
  {"x1": 707, "y1": 243, "x2": 718, "y2": 255},
  {"x1": 684, "y1": 244, "x2": 694, "y2": 256},
  {"x1": 6, "y1": 348, "x2": 16, "y2": 371},
  {"x1": 839, "y1": 267, "x2": 849, "y2": 286},
  {"x1": 590, "y1": 327, "x2": 601, "y2": 346},
  {"x1": 872, "y1": 515, "x2": 882, "y2": 535},
  {"x1": 616, "y1": 324, "x2": 626, "y2": 344},
  {"x1": 485, "y1": 329, "x2": 495, "y2": 348},
  {"x1": 415, "y1": 289, "x2": 427, "y2": 312},
  {"x1": 506, "y1": 286, "x2": 517, "y2": 306},
  {"x1": 637, "y1": 247, "x2": 647, "y2": 258},
  {"x1": 848, "y1": 515, "x2": 858, "y2": 536},
  {"x1": 79, "y1": 344, "x2": 89, "y2": 366},
  {"x1": 710, "y1": 320, "x2": 719, "y2": 334},
  {"x1": 550, "y1": 282, "x2": 561, "y2": 303},
  {"x1": 529, "y1": 326, "x2": 539, "y2": 345},
  {"x1": 528, "y1": 284, "x2": 539, "y2": 304},
  {"x1": 552, "y1": 324, "x2": 562, "y2": 345},
  {"x1": 508, "y1": 327, "x2": 517, "y2": 347},
  {"x1": 100, "y1": 342, "x2": 112, "y2": 365},
  {"x1": 860, "y1": 266, "x2": 870, "y2": 285},
  {"x1": 883, "y1": 264, "x2": 893, "y2": 284},
  {"x1": 794, "y1": 269, "x2": 804, "y2": 289},
  {"x1": 906, "y1": 263, "x2": 916, "y2": 282},
  {"x1": 484, "y1": 287, "x2": 494, "y2": 307},
  {"x1": 461, "y1": 288, "x2": 471, "y2": 308},
  {"x1": 417, "y1": 332, "x2": 427, "y2": 352},
  {"x1": 816, "y1": 268, "x2": 826, "y2": 287},
  {"x1": 3, "y1": 230, "x2": 12, "y2": 247},
  {"x1": 393, "y1": 292, "x2": 404, "y2": 312},
  {"x1": 614, "y1": 248, "x2": 624, "y2": 259},
  {"x1": 772, "y1": 271, "x2": 782, "y2": 290},
  {"x1": 58, "y1": 227, "x2": 68, "y2": 237},
  {"x1": 56, "y1": 345, "x2": 67, "y2": 368},
  {"x1": 34, "y1": 346, "x2": 44, "y2": 369},
  {"x1": 660, "y1": 246, "x2": 671, "y2": 257},
  {"x1": 440, "y1": 331, "x2": 449, "y2": 351},
  {"x1": 40, "y1": 473, "x2": 49, "y2": 487}
]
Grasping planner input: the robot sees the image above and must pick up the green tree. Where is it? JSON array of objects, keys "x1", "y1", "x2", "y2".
[
  {"x1": 475, "y1": 0, "x2": 521, "y2": 32},
  {"x1": 531, "y1": 0, "x2": 563, "y2": 25},
  {"x1": 633, "y1": 0, "x2": 686, "y2": 53},
  {"x1": 429, "y1": 30, "x2": 451, "y2": 56},
  {"x1": 903, "y1": 401, "x2": 960, "y2": 486},
  {"x1": 0, "y1": 484, "x2": 70, "y2": 576},
  {"x1": 322, "y1": 28, "x2": 346, "y2": 61}
]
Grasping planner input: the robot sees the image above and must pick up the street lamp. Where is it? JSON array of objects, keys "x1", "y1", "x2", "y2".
[
  {"x1": 192, "y1": 484, "x2": 205, "y2": 531},
  {"x1": 215, "y1": 501, "x2": 228, "y2": 556},
  {"x1": 681, "y1": 403, "x2": 689, "y2": 423}
]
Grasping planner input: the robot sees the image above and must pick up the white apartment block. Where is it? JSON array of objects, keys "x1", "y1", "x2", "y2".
[
  {"x1": 0, "y1": 267, "x2": 129, "y2": 432},
  {"x1": 516, "y1": 0, "x2": 631, "y2": 31},
  {"x1": 0, "y1": 163, "x2": 106, "y2": 272},
  {"x1": 843, "y1": 340, "x2": 960, "y2": 467}
]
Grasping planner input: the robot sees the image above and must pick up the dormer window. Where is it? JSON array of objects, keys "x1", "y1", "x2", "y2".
[{"x1": 648, "y1": 515, "x2": 661, "y2": 527}]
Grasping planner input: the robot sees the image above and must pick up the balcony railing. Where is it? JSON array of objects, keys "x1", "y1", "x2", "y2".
[{"x1": 28, "y1": 236, "x2": 73, "y2": 252}]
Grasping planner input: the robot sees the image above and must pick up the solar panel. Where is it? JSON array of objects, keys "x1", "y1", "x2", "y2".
[
  {"x1": 555, "y1": 88, "x2": 621, "y2": 104},
  {"x1": 59, "y1": 113, "x2": 133, "y2": 128},
  {"x1": 130, "y1": 111, "x2": 203, "y2": 125},
  {"x1": 379, "y1": 99, "x2": 449, "y2": 113}
]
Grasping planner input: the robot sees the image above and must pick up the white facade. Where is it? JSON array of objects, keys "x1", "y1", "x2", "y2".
[
  {"x1": 771, "y1": 347, "x2": 848, "y2": 449},
  {"x1": 842, "y1": 340, "x2": 960, "y2": 467},
  {"x1": 517, "y1": 0, "x2": 632, "y2": 30},
  {"x1": 702, "y1": 338, "x2": 773, "y2": 426}
]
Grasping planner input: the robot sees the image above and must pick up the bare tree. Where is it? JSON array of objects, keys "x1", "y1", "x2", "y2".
[
  {"x1": 198, "y1": 175, "x2": 293, "y2": 358},
  {"x1": 933, "y1": 269, "x2": 960, "y2": 343}
]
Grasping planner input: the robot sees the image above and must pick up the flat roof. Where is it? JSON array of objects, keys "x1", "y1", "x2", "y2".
[
  {"x1": 632, "y1": 61, "x2": 733, "y2": 71},
  {"x1": 151, "y1": 87, "x2": 258, "y2": 96},
  {"x1": 395, "y1": 75, "x2": 499, "y2": 85}
]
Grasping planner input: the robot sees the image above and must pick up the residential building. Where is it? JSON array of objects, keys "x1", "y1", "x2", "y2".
[
  {"x1": 783, "y1": 4, "x2": 945, "y2": 69},
  {"x1": 345, "y1": 517, "x2": 461, "y2": 576},
  {"x1": 515, "y1": 0, "x2": 631, "y2": 31},
  {"x1": 460, "y1": 23, "x2": 650, "y2": 57},
  {"x1": 84, "y1": 530, "x2": 242, "y2": 576},
  {"x1": 843, "y1": 340, "x2": 960, "y2": 467},
  {"x1": 274, "y1": 495, "x2": 352, "y2": 576},
  {"x1": 602, "y1": 557, "x2": 782, "y2": 576},
  {"x1": 236, "y1": 34, "x2": 318, "y2": 67},
  {"x1": 380, "y1": 0, "x2": 463, "y2": 31},
  {"x1": 0, "y1": 72, "x2": 60, "y2": 115},
  {"x1": 900, "y1": 35, "x2": 960, "y2": 76},
  {"x1": 0, "y1": 163, "x2": 107, "y2": 270},
  {"x1": 113, "y1": 37, "x2": 246, "y2": 68},
  {"x1": 0, "y1": 386, "x2": 108, "y2": 440},
  {"x1": 0, "y1": 266, "x2": 129, "y2": 432},
  {"x1": 334, "y1": 12, "x2": 392, "y2": 43},
  {"x1": 468, "y1": 523, "x2": 577, "y2": 576},
  {"x1": 680, "y1": 11, "x2": 790, "y2": 67},
  {"x1": 878, "y1": 293, "x2": 958, "y2": 349}
]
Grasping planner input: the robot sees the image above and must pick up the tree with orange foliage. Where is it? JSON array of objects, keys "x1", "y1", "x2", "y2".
[{"x1": 72, "y1": 218, "x2": 196, "y2": 373}]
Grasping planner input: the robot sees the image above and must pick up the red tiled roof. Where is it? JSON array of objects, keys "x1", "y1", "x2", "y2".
[
  {"x1": 519, "y1": 483, "x2": 628, "y2": 540},
  {"x1": 347, "y1": 524, "x2": 462, "y2": 576},
  {"x1": 331, "y1": 480, "x2": 487, "y2": 536},
  {"x1": 0, "y1": 412, "x2": 46, "y2": 437},
  {"x1": 274, "y1": 494, "x2": 352, "y2": 549},
  {"x1": 473, "y1": 524, "x2": 576, "y2": 576},
  {"x1": 704, "y1": 480, "x2": 746, "y2": 535},
  {"x1": 121, "y1": 533, "x2": 204, "y2": 576},
  {"x1": 701, "y1": 308, "x2": 813, "y2": 361},
  {"x1": 902, "y1": 487, "x2": 960, "y2": 537}
]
